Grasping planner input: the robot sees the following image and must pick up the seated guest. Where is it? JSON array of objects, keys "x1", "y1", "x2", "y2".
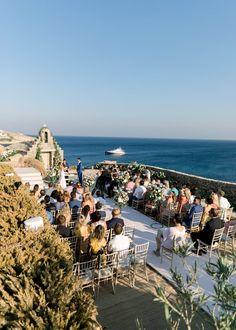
[
  {"x1": 93, "y1": 190, "x2": 106, "y2": 204},
  {"x1": 89, "y1": 211, "x2": 107, "y2": 231},
  {"x1": 154, "y1": 214, "x2": 186, "y2": 256},
  {"x1": 217, "y1": 190, "x2": 231, "y2": 220},
  {"x1": 106, "y1": 208, "x2": 124, "y2": 230},
  {"x1": 125, "y1": 177, "x2": 135, "y2": 193},
  {"x1": 81, "y1": 205, "x2": 91, "y2": 223},
  {"x1": 57, "y1": 215, "x2": 71, "y2": 238},
  {"x1": 108, "y1": 223, "x2": 130, "y2": 252},
  {"x1": 201, "y1": 197, "x2": 218, "y2": 228},
  {"x1": 183, "y1": 197, "x2": 203, "y2": 227},
  {"x1": 69, "y1": 192, "x2": 82, "y2": 209},
  {"x1": 191, "y1": 209, "x2": 224, "y2": 253},
  {"x1": 31, "y1": 184, "x2": 40, "y2": 199},
  {"x1": 211, "y1": 191, "x2": 219, "y2": 208},
  {"x1": 90, "y1": 202, "x2": 106, "y2": 221},
  {"x1": 176, "y1": 189, "x2": 188, "y2": 213},
  {"x1": 170, "y1": 182, "x2": 179, "y2": 197},
  {"x1": 74, "y1": 214, "x2": 91, "y2": 255},
  {"x1": 42, "y1": 195, "x2": 55, "y2": 212},
  {"x1": 74, "y1": 214, "x2": 91, "y2": 239},
  {"x1": 65, "y1": 180, "x2": 74, "y2": 194},
  {"x1": 55, "y1": 194, "x2": 65, "y2": 211},
  {"x1": 133, "y1": 180, "x2": 147, "y2": 200},
  {"x1": 82, "y1": 193, "x2": 95, "y2": 213},
  {"x1": 45, "y1": 182, "x2": 54, "y2": 197},
  {"x1": 89, "y1": 225, "x2": 107, "y2": 257},
  {"x1": 72, "y1": 187, "x2": 82, "y2": 201}
]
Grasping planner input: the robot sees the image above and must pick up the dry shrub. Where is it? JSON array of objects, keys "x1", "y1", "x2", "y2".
[
  {"x1": 23, "y1": 157, "x2": 47, "y2": 177},
  {"x1": 0, "y1": 164, "x2": 101, "y2": 329}
]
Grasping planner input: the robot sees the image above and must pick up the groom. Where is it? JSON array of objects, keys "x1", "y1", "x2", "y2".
[{"x1": 77, "y1": 157, "x2": 83, "y2": 186}]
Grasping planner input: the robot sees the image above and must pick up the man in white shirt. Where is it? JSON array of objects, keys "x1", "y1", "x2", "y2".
[
  {"x1": 108, "y1": 223, "x2": 130, "y2": 252},
  {"x1": 133, "y1": 180, "x2": 147, "y2": 200},
  {"x1": 218, "y1": 190, "x2": 231, "y2": 220}
]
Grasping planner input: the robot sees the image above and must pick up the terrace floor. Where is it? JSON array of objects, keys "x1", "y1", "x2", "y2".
[{"x1": 96, "y1": 266, "x2": 213, "y2": 330}]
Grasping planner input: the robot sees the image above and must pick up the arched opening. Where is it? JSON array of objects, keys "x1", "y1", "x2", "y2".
[{"x1": 44, "y1": 131, "x2": 48, "y2": 143}]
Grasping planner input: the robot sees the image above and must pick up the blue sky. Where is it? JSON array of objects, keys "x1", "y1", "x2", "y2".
[{"x1": 0, "y1": 0, "x2": 235, "y2": 139}]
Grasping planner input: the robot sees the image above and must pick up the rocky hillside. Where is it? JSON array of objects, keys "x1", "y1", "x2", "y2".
[{"x1": 0, "y1": 130, "x2": 34, "y2": 145}]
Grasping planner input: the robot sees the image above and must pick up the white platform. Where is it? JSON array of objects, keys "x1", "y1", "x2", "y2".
[
  {"x1": 14, "y1": 167, "x2": 44, "y2": 189},
  {"x1": 104, "y1": 198, "x2": 236, "y2": 314}
]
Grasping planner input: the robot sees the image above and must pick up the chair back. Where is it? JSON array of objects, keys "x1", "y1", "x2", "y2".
[
  {"x1": 64, "y1": 236, "x2": 77, "y2": 251},
  {"x1": 225, "y1": 224, "x2": 236, "y2": 241},
  {"x1": 68, "y1": 221, "x2": 76, "y2": 229},
  {"x1": 134, "y1": 242, "x2": 149, "y2": 263},
  {"x1": 123, "y1": 226, "x2": 135, "y2": 241},
  {"x1": 71, "y1": 207, "x2": 81, "y2": 221},
  {"x1": 117, "y1": 247, "x2": 134, "y2": 268},
  {"x1": 221, "y1": 207, "x2": 233, "y2": 222},
  {"x1": 191, "y1": 212, "x2": 203, "y2": 231},
  {"x1": 161, "y1": 213, "x2": 171, "y2": 227},
  {"x1": 211, "y1": 227, "x2": 224, "y2": 247},
  {"x1": 73, "y1": 259, "x2": 97, "y2": 287}
]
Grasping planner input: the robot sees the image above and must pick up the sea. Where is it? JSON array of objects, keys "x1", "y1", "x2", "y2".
[{"x1": 56, "y1": 136, "x2": 236, "y2": 183}]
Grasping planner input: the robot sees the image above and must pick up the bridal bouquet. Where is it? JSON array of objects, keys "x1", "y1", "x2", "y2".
[
  {"x1": 114, "y1": 189, "x2": 129, "y2": 208},
  {"x1": 83, "y1": 175, "x2": 95, "y2": 188}
]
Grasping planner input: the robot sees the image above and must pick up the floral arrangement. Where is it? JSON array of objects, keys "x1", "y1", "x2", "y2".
[
  {"x1": 44, "y1": 167, "x2": 58, "y2": 184},
  {"x1": 151, "y1": 170, "x2": 166, "y2": 180},
  {"x1": 116, "y1": 171, "x2": 129, "y2": 189},
  {"x1": 146, "y1": 184, "x2": 163, "y2": 203},
  {"x1": 0, "y1": 150, "x2": 18, "y2": 162},
  {"x1": 83, "y1": 175, "x2": 95, "y2": 188},
  {"x1": 127, "y1": 162, "x2": 146, "y2": 175},
  {"x1": 114, "y1": 189, "x2": 129, "y2": 208}
]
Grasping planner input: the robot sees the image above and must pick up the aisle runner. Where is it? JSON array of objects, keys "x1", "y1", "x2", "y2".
[{"x1": 104, "y1": 198, "x2": 236, "y2": 313}]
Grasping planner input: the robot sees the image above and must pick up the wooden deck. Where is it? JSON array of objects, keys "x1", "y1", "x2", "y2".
[{"x1": 95, "y1": 267, "x2": 214, "y2": 330}]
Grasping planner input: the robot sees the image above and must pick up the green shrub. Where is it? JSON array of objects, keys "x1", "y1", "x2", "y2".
[{"x1": 0, "y1": 165, "x2": 101, "y2": 329}]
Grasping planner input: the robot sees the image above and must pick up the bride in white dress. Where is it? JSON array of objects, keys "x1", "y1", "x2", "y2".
[{"x1": 59, "y1": 163, "x2": 67, "y2": 189}]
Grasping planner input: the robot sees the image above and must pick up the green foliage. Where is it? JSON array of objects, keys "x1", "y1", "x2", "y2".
[
  {"x1": 0, "y1": 164, "x2": 101, "y2": 329},
  {"x1": 155, "y1": 247, "x2": 236, "y2": 330},
  {"x1": 205, "y1": 252, "x2": 236, "y2": 330},
  {"x1": 155, "y1": 262, "x2": 208, "y2": 330},
  {"x1": 35, "y1": 145, "x2": 43, "y2": 163}
]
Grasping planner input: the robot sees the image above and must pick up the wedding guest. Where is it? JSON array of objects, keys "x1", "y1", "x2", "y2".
[
  {"x1": 45, "y1": 182, "x2": 54, "y2": 197},
  {"x1": 93, "y1": 190, "x2": 106, "y2": 204},
  {"x1": 65, "y1": 180, "x2": 74, "y2": 194},
  {"x1": 77, "y1": 158, "x2": 83, "y2": 186},
  {"x1": 108, "y1": 223, "x2": 130, "y2": 252},
  {"x1": 74, "y1": 214, "x2": 91, "y2": 257},
  {"x1": 201, "y1": 197, "x2": 218, "y2": 227},
  {"x1": 191, "y1": 208, "x2": 224, "y2": 254},
  {"x1": 133, "y1": 180, "x2": 147, "y2": 200},
  {"x1": 106, "y1": 208, "x2": 124, "y2": 230},
  {"x1": 69, "y1": 192, "x2": 82, "y2": 209},
  {"x1": 90, "y1": 202, "x2": 106, "y2": 221},
  {"x1": 125, "y1": 177, "x2": 135, "y2": 193},
  {"x1": 31, "y1": 184, "x2": 40, "y2": 199},
  {"x1": 89, "y1": 211, "x2": 107, "y2": 231},
  {"x1": 176, "y1": 189, "x2": 188, "y2": 213},
  {"x1": 183, "y1": 197, "x2": 203, "y2": 227},
  {"x1": 217, "y1": 190, "x2": 231, "y2": 211},
  {"x1": 82, "y1": 193, "x2": 95, "y2": 213},
  {"x1": 81, "y1": 205, "x2": 91, "y2": 223},
  {"x1": 57, "y1": 215, "x2": 71, "y2": 238},
  {"x1": 154, "y1": 214, "x2": 186, "y2": 256},
  {"x1": 89, "y1": 225, "x2": 107, "y2": 257},
  {"x1": 210, "y1": 191, "x2": 219, "y2": 207}
]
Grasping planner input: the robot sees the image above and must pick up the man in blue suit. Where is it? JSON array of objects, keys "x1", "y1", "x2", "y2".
[{"x1": 77, "y1": 157, "x2": 83, "y2": 186}]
